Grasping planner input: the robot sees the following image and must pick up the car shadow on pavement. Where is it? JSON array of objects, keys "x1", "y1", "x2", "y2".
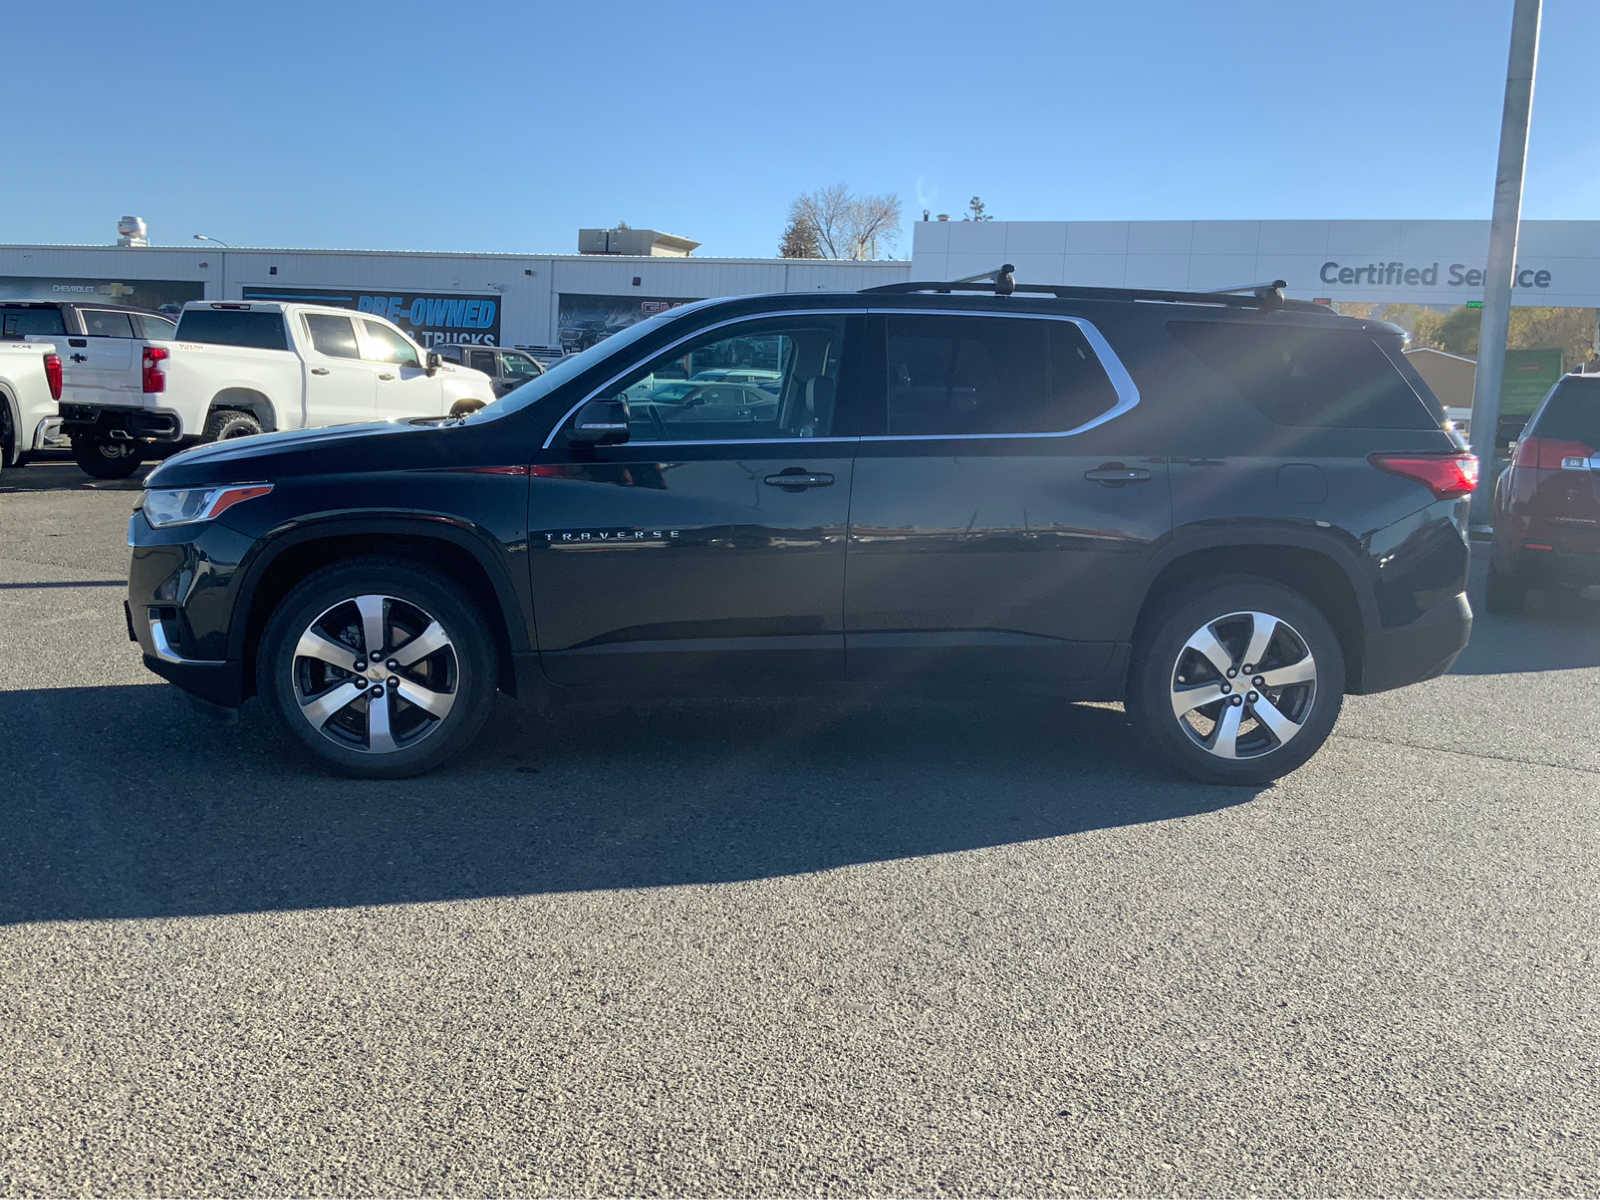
[
  {"x1": 1452, "y1": 575, "x2": 1600, "y2": 675},
  {"x1": 0, "y1": 684, "x2": 1256, "y2": 925},
  {"x1": 0, "y1": 458, "x2": 152, "y2": 494}
]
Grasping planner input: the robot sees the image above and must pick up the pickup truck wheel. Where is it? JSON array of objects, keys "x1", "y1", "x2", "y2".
[
  {"x1": 203, "y1": 409, "x2": 262, "y2": 442},
  {"x1": 1126, "y1": 578, "x2": 1345, "y2": 787},
  {"x1": 70, "y1": 435, "x2": 143, "y2": 480},
  {"x1": 256, "y1": 558, "x2": 497, "y2": 778}
]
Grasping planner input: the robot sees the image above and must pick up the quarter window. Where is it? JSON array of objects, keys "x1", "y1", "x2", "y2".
[
  {"x1": 1167, "y1": 321, "x2": 1434, "y2": 430},
  {"x1": 589, "y1": 316, "x2": 847, "y2": 443},
  {"x1": 304, "y1": 314, "x2": 362, "y2": 359},
  {"x1": 884, "y1": 315, "x2": 1119, "y2": 436},
  {"x1": 359, "y1": 319, "x2": 421, "y2": 368}
]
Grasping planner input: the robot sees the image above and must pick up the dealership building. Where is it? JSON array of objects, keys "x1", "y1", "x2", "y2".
[{"x1": 1, "y1": 218, "x2": 1597, "y2": 353}]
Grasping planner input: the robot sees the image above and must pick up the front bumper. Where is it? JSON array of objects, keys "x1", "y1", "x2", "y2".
[
  {"x1": 1355, "y1": 589, "x2": 1472, "y2": 694},
  {"x1": 127, "y1": 509, "x2": 254, "y2": 707}
]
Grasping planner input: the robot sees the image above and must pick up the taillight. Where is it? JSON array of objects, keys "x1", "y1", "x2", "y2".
[
  {"x1": 1370, "y1": 452, "x2": 1479, "y2": 500},
  {"x1": 1513, "y1": 436, "x2": 1595, "y2": 470},
  {"x1": 142, "y1": 345, "x2": 168, "y2": 394},
  {"x1": 43, "y1": 352, "x2": 62, "y2": 401}
]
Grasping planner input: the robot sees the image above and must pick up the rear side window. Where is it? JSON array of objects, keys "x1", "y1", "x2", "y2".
[
  {"x1": 81, "y1": 309, "x2": 135, "y2": 338},
  {"x1": 176, "y1": 309, "x2": 289, "y2": 351},
  {"x1": 1168, "y1": 321, "x2": 1434, "y2": 430},
  {"x1": 303, "y1": 314, "x2": 362, "y2": 359},
  {"x1": 0, "y1": 306, "x2": 67, "y2": 338},
  {"x1": 884, "y1": 315, "x2": 1119, "y2": 436},
  {"x1": 1532, "y1": 377, "x2": 1600, "y2": 446}
]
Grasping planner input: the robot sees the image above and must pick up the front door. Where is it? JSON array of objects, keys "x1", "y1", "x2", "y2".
[
  {"x1": 299, "y1": 312, "x2": 376, "y2": 428},
  {"x1": 844, "y1": 311, "x2": 1171, "y2": 687},
  {"x1": 358, "y1": 318, "x2": 444, "y2": 419},
  {"x1": 529, "y1": 313, "x2": 863, "y2": 688}
]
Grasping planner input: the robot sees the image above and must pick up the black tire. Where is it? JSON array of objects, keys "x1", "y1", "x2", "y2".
[
  {"x1": 1127, "y1": 577, "x2": 1346, "y2": 786},
  {"x1": 71, "y1": 435, "x2": 143, "y2": 479},
  {"x1": 203, "y1": 409, "x2": 262, "y2": 442},
  {"x1": 256, "y1": 557, "x2": 498, "y2": 778},
  {"x1": 1485, "y1": 561, "x2": 1528, "y2": 615}
]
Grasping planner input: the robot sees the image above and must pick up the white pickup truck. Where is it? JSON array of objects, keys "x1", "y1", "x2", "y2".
[
  {"x1": 0, "y1": 342, "x2": 64, "y2": 474},
  {"x1": 57, "y1": 300, "x2": 497, "y2": 478}
]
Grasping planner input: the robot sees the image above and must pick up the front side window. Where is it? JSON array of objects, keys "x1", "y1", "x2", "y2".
[
  {"x1": 304, "y1": 313, "x2": 361, "y2": 359},
  {"x1": 502, "y1": 352, "x2": 543, "y2": 380},
  {"x1": 884, "y1": 315, "x2": 1119, "y2": 436},
  {"x1": 81, "y1": 309, "x2": 136, "y2": 338},
  {"x1": 588, "y1": 316, "x2": 847, "y2": 443},
  {"x1": 359, "y1": 319, "x2": 421, "y2": 368}
]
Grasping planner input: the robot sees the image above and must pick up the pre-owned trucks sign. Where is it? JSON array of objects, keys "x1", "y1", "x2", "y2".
[{"x1": 240, "y1": 286, "x2": 501, "y2": 347}]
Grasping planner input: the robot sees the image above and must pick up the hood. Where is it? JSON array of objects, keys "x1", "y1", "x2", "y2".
[{"x1": 145, "y1": 419, "x2": 435, "y2": 488}]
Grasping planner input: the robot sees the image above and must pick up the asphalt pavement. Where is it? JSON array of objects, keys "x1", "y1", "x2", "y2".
[{"x1": 1, "y1": 458, "x2": 1596, "y2": 1196}]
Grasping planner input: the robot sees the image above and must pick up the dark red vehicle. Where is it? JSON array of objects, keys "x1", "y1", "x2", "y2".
[{"x1": 1489, "y1": 373, "x2": 1600, "y2": 612}]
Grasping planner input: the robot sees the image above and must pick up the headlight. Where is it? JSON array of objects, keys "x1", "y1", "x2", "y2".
[{"x1": 141, "y1": 483, "x2": 273, "y2": 528}]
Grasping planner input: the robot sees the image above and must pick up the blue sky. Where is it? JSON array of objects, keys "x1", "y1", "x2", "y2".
[{"x1": 8, "y1": 0, "x2": 1598, "y2": 258}]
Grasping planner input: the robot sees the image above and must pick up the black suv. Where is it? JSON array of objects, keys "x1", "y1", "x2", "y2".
[{"x1": 125, "y1": 277, "x2": 1475, "y2": 783}]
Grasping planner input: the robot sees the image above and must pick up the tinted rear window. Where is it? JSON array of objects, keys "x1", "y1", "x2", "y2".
[
  {"x1": 1532, "y1": 376, "x2": 1600, "y2": 445},
  {"x1": 1168, "y1": 321, "x2": 1434, "y2": 429},
  {"x1": 0, "y1": 305, "x2": 67, "y2": 338},
  {"x1": 175, "y1": 309, "x2": 288, "y2": 351}
]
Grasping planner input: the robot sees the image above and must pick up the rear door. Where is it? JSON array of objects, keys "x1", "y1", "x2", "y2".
[
  {"x1": 358, "y1": 319, "x2": 444, "y2": 418},
  {"x1": 299, "y1": 312, "x2": 378, "y2": 427},
  {"x1": 844, "y1": 310, "x2": 1169, "y2": 687}
]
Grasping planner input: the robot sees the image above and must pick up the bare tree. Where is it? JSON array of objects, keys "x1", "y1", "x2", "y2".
[{"x1": 788, "y1": 185, "x2": 902, "y2": 260}]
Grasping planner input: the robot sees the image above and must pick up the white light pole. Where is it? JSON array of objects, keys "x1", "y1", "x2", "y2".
[
  {"x1": 193, "y1": 233, "x2": 232, "y2": 301},
  {"x1": 1468, "y1": 0, "x2": 1543, "y2": 530}
]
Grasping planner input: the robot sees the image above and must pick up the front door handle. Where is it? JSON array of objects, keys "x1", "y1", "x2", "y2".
[
  {"x1": 763, "y1": 470, "x2": 835, "y2": 491},
  {"x1": 378, "y1": 373, "x2": 396, "y2": 381},
  {"x1": 310, "y1": 367, "x2": 331, "y2": 375},
  {"x1": 1085, "y1": 465, "x2": 1153, "y2": 486}
]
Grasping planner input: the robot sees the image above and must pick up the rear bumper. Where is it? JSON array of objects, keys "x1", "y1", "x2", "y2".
[
  {"x1": 1511, "y1": 546, "x2": 1600, "y2": 588},
  {"x1": 61, "y1": 403, "x2": 185, "y2": 443},
  {"x1": 1354, "y1": 589, "x2": 1472, "y2": 694}
]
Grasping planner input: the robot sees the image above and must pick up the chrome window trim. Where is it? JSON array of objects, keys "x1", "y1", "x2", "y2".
[{"x1": 539, "y1": 306, "x2": 1140, "y2": 451}]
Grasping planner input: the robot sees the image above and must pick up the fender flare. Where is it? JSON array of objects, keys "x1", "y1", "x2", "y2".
[{"x1": 225, "y1": 511, "x2": 533, "y2": 663}]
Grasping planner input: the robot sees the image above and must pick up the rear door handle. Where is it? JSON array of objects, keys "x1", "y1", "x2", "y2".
[
  {"x1": 764, "y1": 470, "x2": 835, "y2": 491},
  {"x1": 1085, "y1": 465, "x2": 1152, "y2": 485},
  {"x1": 310, "y1": 367, "x2": 331, "y2": 375},
  {"x1": 378, "y1": 373, "x2": 396, "y2": 381}
]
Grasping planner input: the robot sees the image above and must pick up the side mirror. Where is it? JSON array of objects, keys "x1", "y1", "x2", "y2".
[
  {"x1": 569, "y1": 397, "x2": 630, "y2": 445},
  {"x1": 426, "y1": 351, "x2": 442, "y2": 376}
]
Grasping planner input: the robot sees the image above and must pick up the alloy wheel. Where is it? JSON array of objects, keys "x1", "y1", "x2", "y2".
[
  {"x1": 1168, "y1": 610, "x2": 1318, "y2": 760},
  {"x1": 290, "y1": 594, "x2": 458, "y2": 754}
]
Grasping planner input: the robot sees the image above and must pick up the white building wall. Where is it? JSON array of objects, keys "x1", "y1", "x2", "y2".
[
  {"x1": 912, "y1": 220, "x2": 1600, "y2": 308},
  {"x1": 0, "y1": 245, "x2": 911, "y2": 346}
]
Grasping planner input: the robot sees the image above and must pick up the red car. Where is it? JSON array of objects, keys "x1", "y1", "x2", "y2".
[{"x1": 1489, "y1": 373, "x2": 1600, "y2": 612}]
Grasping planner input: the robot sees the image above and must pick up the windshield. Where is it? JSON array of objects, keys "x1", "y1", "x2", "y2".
[
  {"x1": 502, "y1": 352, "x2": 543, "y2": 379},
  {"x1": 469, "y1": 302, "x2": 718, "y2": 420}
]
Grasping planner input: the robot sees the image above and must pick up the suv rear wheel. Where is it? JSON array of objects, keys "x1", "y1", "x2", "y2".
[
  {"x1": 257, "y1": 558, "x2": 497, "y2": 778},
  {"x1": 1128, "y1": 579, "x2": 1345, "y2": 786}
]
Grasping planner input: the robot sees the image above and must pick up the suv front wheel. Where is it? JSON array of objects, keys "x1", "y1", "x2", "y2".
[
  {"x1": 257, "y1": 558, "x2": 498, "y2": 778},
  {"x1": 1127, "y1": 579, "x2": 1345, "y2": 786}
]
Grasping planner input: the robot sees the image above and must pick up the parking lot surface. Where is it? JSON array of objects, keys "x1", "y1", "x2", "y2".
[{"x1": 1, "y1": 458, "x2": 1597, "y2": 1197}]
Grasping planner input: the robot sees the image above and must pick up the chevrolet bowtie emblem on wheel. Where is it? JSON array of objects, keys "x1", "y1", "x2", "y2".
[{"x1": 543, "y1": 529, "x2": 681, "y2": 545}]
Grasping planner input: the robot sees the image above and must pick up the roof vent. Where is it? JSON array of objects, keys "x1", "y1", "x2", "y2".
[{"x1": 116, "y1": 216, "x2": 148, "y2": 247}]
